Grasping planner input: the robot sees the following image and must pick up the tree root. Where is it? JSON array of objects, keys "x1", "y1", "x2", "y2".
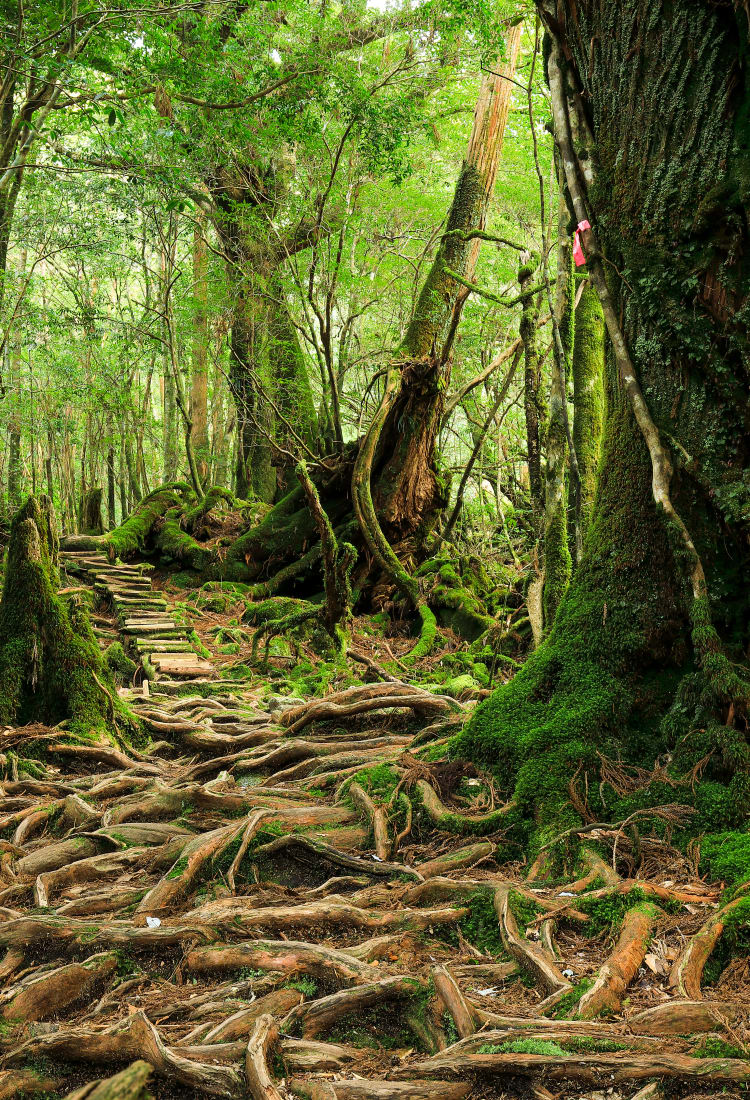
[
  {"x1": 399, "y1": 1049, "x2": 750, "y2": 1085},
  {"x1": 245, "y1": 1013, "x2": 283, "y2": 1100},
  {"x1": 670, "y1": 893, "x2": 748, "y2": 999},
  {"x1": 4, "y1": 1009, "x2": 243, "y2": 1096},
  {"x1": 415, "y1": 780, "x2": 515, "y2": 835},
  {"x1": 494, "y1": 887, "x2": 571, "y2": 996},
  {"x1": 185, "y1": 939, "x2": 378, "y2": 986},
  {"x1": 279, "y1": 684, "x2": 456, "y2": 736},
  {"x1": 577, "y1": 901, "x2": 660, "y2": 1017},
  {"x1": 348, "y1": 781, "x2": 390, "y2": 861},
  {"x1": 281, "y1": 975, "x2": 427, "y2": 1039}
]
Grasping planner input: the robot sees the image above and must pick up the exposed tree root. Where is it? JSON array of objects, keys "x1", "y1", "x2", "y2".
[
  {"x1": 577, "y1": 901, "x2": 660, "y2": 1017},
  {"x1": 0, "y1": 552, "x2": 745, "y2": 1099}
]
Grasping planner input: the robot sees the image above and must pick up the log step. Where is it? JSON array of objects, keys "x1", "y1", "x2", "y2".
[{"x1": 149, "y1": 655, "x2": 216, "y2": 678}]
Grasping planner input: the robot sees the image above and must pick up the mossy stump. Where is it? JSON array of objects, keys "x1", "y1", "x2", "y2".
[{"x1": 0, "y1": 495, "x2": 136, "y2": 743}]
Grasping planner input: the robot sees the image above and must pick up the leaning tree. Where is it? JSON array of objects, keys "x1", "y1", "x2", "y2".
[{"x1": 456, "y1": 0, "x2": 750, "y2": 841}]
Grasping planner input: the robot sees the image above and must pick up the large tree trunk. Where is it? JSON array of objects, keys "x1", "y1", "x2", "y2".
[{"x1": 457, "y1": 0, "x2": 750, "y2": 838}]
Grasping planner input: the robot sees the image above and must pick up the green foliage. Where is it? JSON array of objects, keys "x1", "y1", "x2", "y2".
[
  {"x1": 478, "y1": 1039, "x2": 568, "y2": 1056},
  {"x1": 700, "y1": 831, "x2": 750, "y2": 887},
  {"x1": 286, "y1": 976, "x2": 317, "y2": 997},
  {"x1": 692, "y1": 1037, "x2": 748, "y2": 1059},
  {"x1": 441, "y1": 889, "x2": 506, "y2": 955}
]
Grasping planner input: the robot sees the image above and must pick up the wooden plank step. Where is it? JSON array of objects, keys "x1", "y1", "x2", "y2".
[
  {"x1": 124, "y1": 624, "x2": 183, "y2": 637},
  {"x1": 113, "y1": 599, "x2": 168, "y2": 611},
  {"x1": 134, "y1": 640, "x2": 195, "y2": 653},
  {"x1": 150, "y1": 655, "x2": 216, "y2": 678}
]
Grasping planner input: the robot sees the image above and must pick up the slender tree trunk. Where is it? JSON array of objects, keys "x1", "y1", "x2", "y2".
[
  {"x1": 358, "y1": 25, "x2": 523, "y2": 563},
  {"x1": 542, "y1": 197, "x2": 573, "y2": 627},
  {"x1": 520, "y1": 255, "x2": 545, "y2": 522},
  {"x1": 572, "y1": 278, "x2": 605, "y2": 551},
  {"x1": 6, "y1": 248, "x2": 26, "y2": 510},
  {"x1": 191, "y1": 218, "x2": 210, "y2": 487}
]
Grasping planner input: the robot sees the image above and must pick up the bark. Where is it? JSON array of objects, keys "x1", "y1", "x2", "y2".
[
  {"x1": 456, "y1": 1, "x2": 750, "y2": 835},
  {"x1": 542, "y1": 202, "x2": 572, "y2": 627},
  {"x1": 370, "y1": 26, "x2": 523, "y2": 546},
  {"x1": 6, "y1": 248, "x2": 26, "y2": 511},
  {"x1": 520, "y1": 253, "x2": 545, "y2": 522},
  {"x1": 191, "y1": 218, "x2": 210, "y2": 487},
  {"x1": 572, "y1": 279, "x2": 605, "y2": 550},
  {"x1": 0, "y1": 496, "x2": 134, "y2": 741},
  {"x1": 79, "y1": 488, "x2": 105, "y2": 536}
]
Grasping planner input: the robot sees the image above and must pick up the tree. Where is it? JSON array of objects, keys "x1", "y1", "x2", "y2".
[{"x1": 456, "y1": 0, "x2": 750, "y2": 843}]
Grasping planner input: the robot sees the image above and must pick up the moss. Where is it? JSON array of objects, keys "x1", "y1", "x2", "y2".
[
  {"x1": 440, "y1": 889, "x2": 507, "y2": 955},
  {"x1": 576, "y1": 888, "x2": 652, "y2": 937},
  {"x1": 572, "y1": 280, "x2": 606, "y2": 541},
  {"x1": 104, "y1": 641, "x2": 137, "y2": 685},
  {"x1": 165, "y1": 856, "x2": 190, "y2": 880},
  {"x1": 700, "y1": 831, "x2": 750, "y2": 886},
  {"x1": 692, "y1": 1037, "x2": 748, "y2": 1059},
  {"x1": 157, "y1": 508, "x2": 216, "y2": 571},
  {"x1": 106, "y1": 484, "x2": 193, "y2": 558},
  {"x1": 352, "y1": 763, "x2": 401, "y2": 801},
  {"x1": 0, "y1": 496, "x2": 138, "y2": 744},
  {"x1": 548, "y1": 978, "x2": 593, "y2": 1019},
  {"x1": 285, "y1": 976, "x2": 317, "y2": 997},
  {"x1": 478, "y1": 1039, "x2": 568, "y2": 1056}
]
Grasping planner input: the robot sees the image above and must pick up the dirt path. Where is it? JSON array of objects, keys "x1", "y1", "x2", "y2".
[{"x1": 0, "y1": 554, "x2": 748, "y2": 1100}]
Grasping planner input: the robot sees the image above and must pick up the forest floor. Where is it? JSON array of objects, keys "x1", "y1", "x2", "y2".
[{"x1": 0, "y1": 551, "x2": 749, "y2": 1100}]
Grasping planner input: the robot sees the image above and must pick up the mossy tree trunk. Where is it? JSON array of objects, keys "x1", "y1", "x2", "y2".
[
  {"x1": 212, "y1": 166, "x2": 319, "y2": 503},
  {"x1": 542, "y1": 205, "x2": 573, "y2": 629},
  {"x1": 457, "y1": 0, "x2": 750, "y2": 840},
  {"x1": 191, "y1": 217, "x2": 210, "y2": 488},
  {"x1": 572, "y1": 278, "x2": 605, "y2": 552},
  {"x1": 0, "y1": 496, "x2": 134, "y2": 742},
  {"x1": 79, "y1": 487, "x2": 104, "y2": 536}
]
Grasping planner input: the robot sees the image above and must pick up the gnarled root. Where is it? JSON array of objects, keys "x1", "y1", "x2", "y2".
[{"x1": 577, "y1": 901, "x2": 660, "y2": 1018}]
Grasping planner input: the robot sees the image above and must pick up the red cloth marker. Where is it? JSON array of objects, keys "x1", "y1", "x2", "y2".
[{"x1": 573, "y1": 219, "x2": 591, "y2": 267}]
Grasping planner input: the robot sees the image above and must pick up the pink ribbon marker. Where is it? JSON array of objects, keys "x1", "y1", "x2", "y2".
[{"x1": 573, "y1": 219, "x2": 591, "y2": 267}]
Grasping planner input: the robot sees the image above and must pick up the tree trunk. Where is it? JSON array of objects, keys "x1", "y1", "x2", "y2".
[
  {"x1": 79, "y1": 488, "x2": 104, "y2": 536},
  {"x1": 542, "y1": 205, "x2": 573, "y2": 628},
  {"x1": 0, "y1": 496, "x2": 134, "y2": 741},
  {"x1": 572, "y1": 278, "x2": 605, "y2": 550},
  {"x1": 457, "y1": 0, "x2": 750, "y2": 837},
  {"x1": 373, "y1": 27, "x2": 522, "y2": 546},
  {"x1": 6, "y1": 248, "x2": 26, "y2": 511},
  {"x1": 520, "y1": 254, "x2": 545, "y2": 524},
  {"x1": 191, "y1": 218, "x2": 210, "y2": 488}
]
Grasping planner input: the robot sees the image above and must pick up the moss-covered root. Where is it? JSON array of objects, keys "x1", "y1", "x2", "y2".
[
  {"x1": 0, "y1": 495, "x2": 137, "y2": 744},
  {"x1": 670, "y1": 893, "x2": 750, "y2": 1000},
  {"x1": 576, "y1": 900, "x2": 660, "y2": 1018},
  {"x1": 415, "y1": 778, "x2": 516, "y2": 835},
  {"x1": 62, "y1": 483, "x2": 195, "y2": 557}
]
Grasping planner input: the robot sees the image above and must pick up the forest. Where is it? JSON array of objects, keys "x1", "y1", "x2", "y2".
[{"x1": 0, "y1": 1, "x2": 748, "y2": 1098}]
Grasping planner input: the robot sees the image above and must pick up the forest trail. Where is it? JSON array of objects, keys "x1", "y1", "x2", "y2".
[{"x1": 0, "y1": 556, "x2": 748, "y2": 1100}]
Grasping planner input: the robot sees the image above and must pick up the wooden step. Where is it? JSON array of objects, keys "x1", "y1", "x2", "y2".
[
  {"x1": 149, "y1": 655, "x2": 216, "y2": 678},
  {"x1": 134, "y1": 639, "x2": 195, "y2": 653},
  {"x1": 113, "y1": 599, "x2": 168, "y2": 612}
]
